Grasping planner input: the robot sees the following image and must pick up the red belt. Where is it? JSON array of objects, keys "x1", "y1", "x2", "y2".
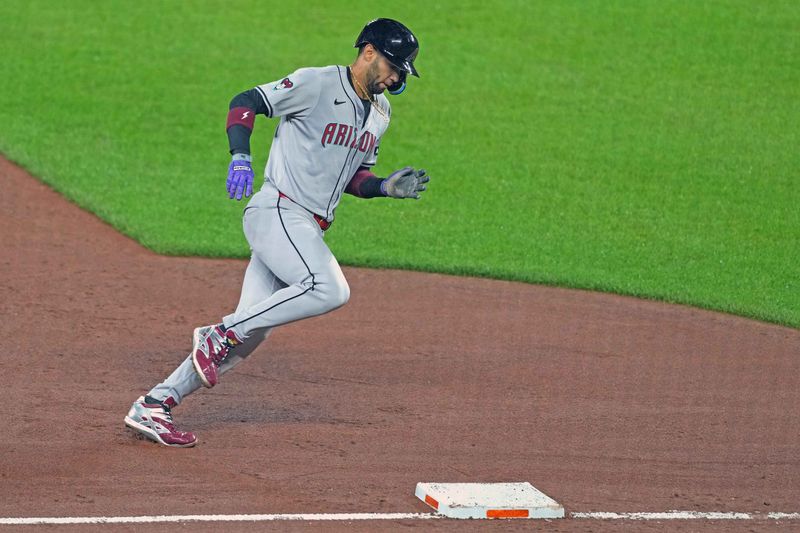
[{"x1": 278, "y1": 192, "x2": 331, "y2": 231}]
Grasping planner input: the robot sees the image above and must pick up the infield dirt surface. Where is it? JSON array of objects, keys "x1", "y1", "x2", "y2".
[{"x1": 1, "y1": 156, "x2": 798, "y2": 532}]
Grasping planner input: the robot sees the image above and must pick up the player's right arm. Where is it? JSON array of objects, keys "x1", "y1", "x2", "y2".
[
  {"x1": 224, "y1": 69, "x2": 322, "y2": 200},
  {"x1": 226, "y1": 89, "x2": 268, "y2": 159},
  {"x1": 224, "y1": 89, "x2": 267, "y2": 201}
]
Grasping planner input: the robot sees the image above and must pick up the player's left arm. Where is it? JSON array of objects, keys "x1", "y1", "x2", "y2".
[
  {"x1": 345, "y1": 166, "x2": 429, "y2": 200},
  {"x1": 345, "y1": 103, "x2": 430, "y2": 200},
  {"x1": 344, "y1": 167, "x2": 385, "y2": 198}
]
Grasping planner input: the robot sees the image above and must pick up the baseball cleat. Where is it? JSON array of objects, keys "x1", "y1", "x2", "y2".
[
  {"x1": 124, "y1": 396, "x2": 197, "y2": 448},
  {"x1": 191, "y1": 324, "x2": 242, "y2": 388}
]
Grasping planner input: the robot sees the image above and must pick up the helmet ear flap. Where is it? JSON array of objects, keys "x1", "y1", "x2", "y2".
[{"x1": 388, "y1": 71, "x2": 407, "y2": 95}]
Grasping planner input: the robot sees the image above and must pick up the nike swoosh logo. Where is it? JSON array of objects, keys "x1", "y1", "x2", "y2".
[{"x1": 334, "y1": 99, "x2": 345, "y2": 105}]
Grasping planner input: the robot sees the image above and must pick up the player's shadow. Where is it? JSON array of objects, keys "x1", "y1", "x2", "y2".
[{"x1": 181, "y1": 401, "x2": 362, "y2": 428}]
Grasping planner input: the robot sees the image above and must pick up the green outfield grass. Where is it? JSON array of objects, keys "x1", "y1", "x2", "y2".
[{"x1": 1, "y1": 0, "x2": 798, "y2": 327}]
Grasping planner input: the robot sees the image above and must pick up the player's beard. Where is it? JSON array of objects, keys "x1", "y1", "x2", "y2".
[{"x1": 365, "y1": 60, "x2": 383, "y2": 95}]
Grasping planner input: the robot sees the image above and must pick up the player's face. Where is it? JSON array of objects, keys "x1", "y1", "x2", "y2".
[{"x1": 366, "y1": 52, "x2": 402, "y2": 94}]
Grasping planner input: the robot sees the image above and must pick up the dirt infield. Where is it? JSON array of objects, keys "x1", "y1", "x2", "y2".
[{"x1": 1, "y1": 156, "x2": 798, "y2": 532}]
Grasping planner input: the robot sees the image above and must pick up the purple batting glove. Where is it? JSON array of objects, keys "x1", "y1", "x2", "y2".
[{"x1": 226, "y1": 159, "x2": 254, "y2": 200}]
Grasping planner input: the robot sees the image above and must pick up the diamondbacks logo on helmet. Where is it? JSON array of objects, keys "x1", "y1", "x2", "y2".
[{"x1": 273, "y1": 78, "x2": 294, "y2": 91}]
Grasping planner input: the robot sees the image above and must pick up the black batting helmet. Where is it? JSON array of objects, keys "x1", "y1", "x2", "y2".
[{"x1": 354, "y1": 18, "x2": 420, "y2": 78}]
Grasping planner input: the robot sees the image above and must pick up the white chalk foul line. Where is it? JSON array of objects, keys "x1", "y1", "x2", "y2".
[
  {"x1": 572, "y1": 511, "x2": 751, "y2": 520},
  {"x1": 770, "y1": 513, "x2": 800, "y2": 519},
  {"x1": 0, "y1": 513, "x2": 439, "y2": 525},
  {"x1": 1, "y1": 511, "x2": 799, "y2": 525},
  {"x1": 571, "y1": 511, "x2": 800, "y2": 520}
]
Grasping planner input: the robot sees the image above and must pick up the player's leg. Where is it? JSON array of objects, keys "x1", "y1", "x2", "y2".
[
  {"x1": 221, "y1": 188, "x2": 350, "y2": 339},
  {"x1": 220, "y1": 258, "x2": 285, "y2": 377},
  {"x1": 191, "y1": 183, "x2": 349, "y2": 388},
  {"x1": 147, "y1": 254, "x2": 284, "y2": 405},
  {"x1": 125, "y1": 253, "x2": 283, "y2": 446}
]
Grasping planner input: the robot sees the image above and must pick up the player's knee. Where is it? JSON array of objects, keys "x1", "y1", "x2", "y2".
[
  {"x1": 332, "y1": 278, "x2": 350, "y2": 308},
  {"x1": 319, "y1": 274, "x2": 349, "y2": 310}
]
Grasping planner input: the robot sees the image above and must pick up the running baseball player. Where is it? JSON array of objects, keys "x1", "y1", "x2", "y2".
[{"x1": 124, "y1": 19, "x2": 428, "y2": 447}]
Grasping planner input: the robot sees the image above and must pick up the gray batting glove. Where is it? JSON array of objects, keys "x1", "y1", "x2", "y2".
[{"x1": 381, "y1": 167, "x2": 430, "y2": 199}]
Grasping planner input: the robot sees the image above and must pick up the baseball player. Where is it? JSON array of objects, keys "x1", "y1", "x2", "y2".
[{"x1": 124, "y1": 19, "x2": 428, "y2": 447}]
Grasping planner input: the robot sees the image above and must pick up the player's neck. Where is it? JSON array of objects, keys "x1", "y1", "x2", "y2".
[{"x1": 348, "y1": 65, "x2": 372, "y2": 101}]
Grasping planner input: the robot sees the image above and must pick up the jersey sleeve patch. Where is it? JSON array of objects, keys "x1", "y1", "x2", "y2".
[
  {"x1": 256, "y1": 68, "x2": 321, "y2": 119},
  {"x1": 273, "y1": 77, "x2": 294, "y2": 91}
]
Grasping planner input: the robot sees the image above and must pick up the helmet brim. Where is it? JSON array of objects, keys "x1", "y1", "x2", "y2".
[
  {"x1": 384, "y1": 54, "x2": 419, "y2": 78},
  {"x1": 401, "y1": 60, "x2": 419, "y2": 77}
]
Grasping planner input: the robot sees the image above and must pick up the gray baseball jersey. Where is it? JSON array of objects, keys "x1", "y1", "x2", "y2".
[{"x1": 254, "y1": 65, "x2": 390, "y2": 221}]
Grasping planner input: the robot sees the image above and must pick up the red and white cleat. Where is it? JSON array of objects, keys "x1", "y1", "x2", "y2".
[
  {"x1": 191, "y1": 324, "x2": 242, "y2": 388},
  {"x1": 124, "y1": 396, "x2": 197, "y2": 448}
]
